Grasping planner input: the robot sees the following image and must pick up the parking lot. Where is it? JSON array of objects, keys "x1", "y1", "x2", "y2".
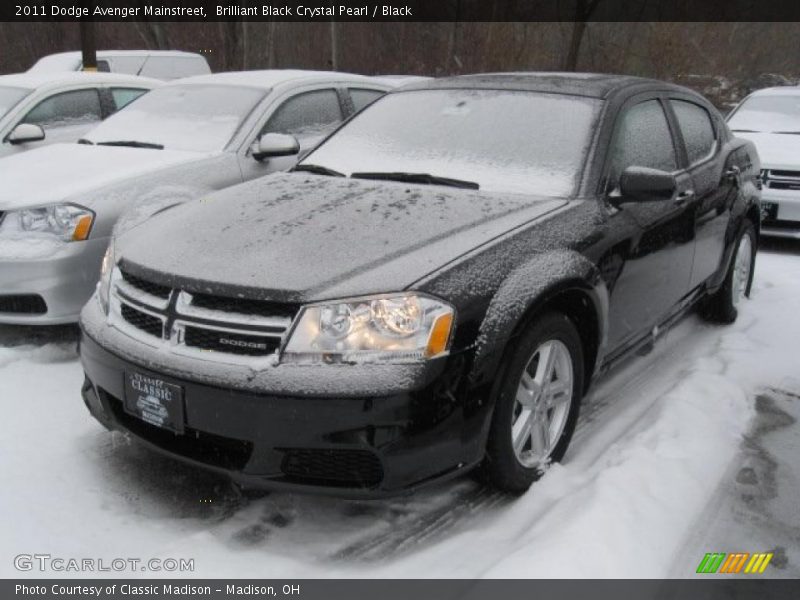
[{"x1": 1, "y1": 242, "x2": 797, "y2": 579}]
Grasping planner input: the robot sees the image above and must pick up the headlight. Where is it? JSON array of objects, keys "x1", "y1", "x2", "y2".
[
  {"x1": 0, "y1": 203, "x2": 94, "y2": 241},
  {"x1": 283, "y1": 293, "x2": 455, "y2": 363},
  {"x1": 97, "y1": 241, "x2": 115, "y2": 315}
]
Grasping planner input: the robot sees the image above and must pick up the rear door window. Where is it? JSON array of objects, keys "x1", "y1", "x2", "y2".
[
  {"x1": 111, "y1": 88, "x2": 148, "y2": 111},
  {"x1": 349, "y1": 88, "x2": 385, "y2": 112},
  {"x1": 671, "y1": 99, "x2": 717, "y2": 165},
  {"x1": 609, "y1": 99, "x2": 677, "y2": 184},
  {"x1": 22, "y1": 89, "x2": 103, "y2": 130}
]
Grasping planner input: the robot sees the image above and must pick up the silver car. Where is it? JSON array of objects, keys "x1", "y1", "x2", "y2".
[
  {"x1": 0, "y1": 70, "x2": 391, "y2": 324},
  {"x1": 727, "y1": 86, "x2": 800, "y2": 239},
  {"x1": 0, "y1": 71, "x2": 158, "y2": 159}
]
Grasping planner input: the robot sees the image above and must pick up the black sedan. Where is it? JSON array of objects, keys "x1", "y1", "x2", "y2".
[{"x1": 78, "y1": 73, "x2": 761, "y2": 496}]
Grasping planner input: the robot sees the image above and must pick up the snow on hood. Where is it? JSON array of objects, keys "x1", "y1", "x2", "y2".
[
  {"x1": 733, "y1": 131, "x2": 800, "y2": 170},
  {"x1": 117, "y1": 173, "x2": 566, "y2": 302},
  {"x1": 0, "y1": 144, "x2": 206, "y2": 211}
]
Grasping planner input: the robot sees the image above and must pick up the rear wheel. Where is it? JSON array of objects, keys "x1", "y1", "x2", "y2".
[
  {"x1": 483, "y1": 311, "x2": 584, "y2": 493},
  {"x1": 702, "y1": 222, "x2": 756, "y2": 324}
]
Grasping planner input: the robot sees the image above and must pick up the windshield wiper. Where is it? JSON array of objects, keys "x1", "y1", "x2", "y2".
[
  {"x1": 731, "y1": 129, "x2": 760, "y2": 133},
  {"x1": 77, "y1": 138, "x2": 93, "y2": 145},
  {"x1": 350, "y1": 171, "x2": 479, "y2": 190},
  {"x1": 292, "y1": 164, "x2": 345, "y2": 177},
  {"x1": 96, "y1": 140, "x2": 164, "y2": 150},
  {"x1": 772, "y1": 131, "x2": 800, "y2": 135}
]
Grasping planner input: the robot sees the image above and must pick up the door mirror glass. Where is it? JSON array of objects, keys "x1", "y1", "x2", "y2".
[
  {"x1": 618, "y1": 166, "x2": 676, "y2": 202},
  {"x1": 251, "y1": 133, "x2": 300, "y2": 161},
  {"x1": 7, "y1": 123, "x2": 45, "y2": 145}
]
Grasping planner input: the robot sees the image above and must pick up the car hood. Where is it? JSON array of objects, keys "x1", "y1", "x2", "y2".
[
  {"x1": 118, "y1": 173, "x2": 567, "y2": 302},
  {"x1": 0, "y1": 143, "x2": 206, "y2": 211},
  {"x1": 733, "y1": 131, "x2": 800, "y2": 170}
]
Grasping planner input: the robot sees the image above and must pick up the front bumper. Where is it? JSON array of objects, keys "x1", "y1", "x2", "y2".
[
  {"x1": 0, "y1": 236, "x2": 108, "y2": 324},
  {"x1": 78, "y1": 325, "x2": 487, "y2": 498}
]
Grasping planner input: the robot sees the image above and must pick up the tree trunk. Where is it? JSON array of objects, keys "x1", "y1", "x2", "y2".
[
  {"x1": 330, "y1": 21, "x2": 338, "y2": 70},
  {"x1": 562, "y1": 0, "x2": 602, "y2": 71}
]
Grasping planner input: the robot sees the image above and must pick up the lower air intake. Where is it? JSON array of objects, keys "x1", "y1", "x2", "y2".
[{"x1": 280, "y1": 448, "x2": 384, "y2": 488}]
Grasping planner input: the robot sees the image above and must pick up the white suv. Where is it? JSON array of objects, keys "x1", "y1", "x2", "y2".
[{"x1": 29, "y1": 50, "x2": 211, "y2": 81}]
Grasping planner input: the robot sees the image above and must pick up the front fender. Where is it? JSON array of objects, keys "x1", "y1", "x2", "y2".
[
  {"x1": 111, "y1": 185, "x2": 213, "y2": 238},
  {"x1": 472, "y1": 249, "x2": 608, "y2": 386}
]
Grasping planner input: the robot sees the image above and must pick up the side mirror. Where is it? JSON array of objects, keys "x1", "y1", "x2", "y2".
[
  {"x1": 616, "y1": 166, "x2": 676, "y2": 203},
  {"x1": 251, "y1": 133, "x2": 300, "y2": 161},
  {"x1": 6, "y1": 123, "x2": 45, "y2": 145}
]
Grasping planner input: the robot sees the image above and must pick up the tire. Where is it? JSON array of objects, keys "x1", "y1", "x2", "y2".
[
  {"x1": 483, "y1": 311, "x2": 584, "y2": 494},
  {"x1": 701, "y1": 222, "x2": 756, "y2": 324}
]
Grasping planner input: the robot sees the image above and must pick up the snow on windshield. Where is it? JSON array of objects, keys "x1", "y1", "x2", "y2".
[
  {"x1": 728, "y1": 95, "x2": 800, "y2": 133},
  {"x1": 85, "y1": 84, "x2": 266, "y2": 152},
  {"x1": 0, "y1": 86, "x2": 31, "y2": 120},
  {"x1": 302, "y1": 89, "x2": 601, "y2": 196}
]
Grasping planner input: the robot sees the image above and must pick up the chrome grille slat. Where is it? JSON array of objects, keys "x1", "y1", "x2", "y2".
[
  {"x1": 175, "y1": 291, "x2": 291, "y2": 330},
  {"x1": 110, "y1": 269, "x2": 296, "y2": 361},
  {"x1": 763, "y1": 169, "x2": 800, "y2": 189}
]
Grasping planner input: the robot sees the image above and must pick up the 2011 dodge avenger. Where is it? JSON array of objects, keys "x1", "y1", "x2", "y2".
[{"x1": 78, "y1": 73, "x2": 761, "y2": 496}]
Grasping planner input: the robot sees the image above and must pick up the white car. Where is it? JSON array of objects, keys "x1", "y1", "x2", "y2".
[
  {"x1": 0, "y1": 70, "x2": 392, "y2": 325},
  {"x1": 29, "y1": 50, "x2": 211, "y2": 81},
  {"x1": 727, "y1": 86, "x2": 800, "y2": 239},
  {"x1": 0, "y1": 71, "x2": 158, "y2": 159}
]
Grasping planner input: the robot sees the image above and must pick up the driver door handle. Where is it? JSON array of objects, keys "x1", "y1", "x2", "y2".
[{"x1": 674, "y1": 190, "x2": 695, "y2": 206}]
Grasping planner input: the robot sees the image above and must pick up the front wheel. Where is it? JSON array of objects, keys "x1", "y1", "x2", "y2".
[
  {"x1": 702, "y1": 222, "x2": 756, "y2": 324},
  {"x1": 483, "y1": 311, "x2": 584, "y2": 493}
]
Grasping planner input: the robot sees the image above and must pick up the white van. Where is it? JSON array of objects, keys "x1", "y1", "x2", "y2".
[{"x1": 29, "y1": 50, "x2": 211, "y2": 81}]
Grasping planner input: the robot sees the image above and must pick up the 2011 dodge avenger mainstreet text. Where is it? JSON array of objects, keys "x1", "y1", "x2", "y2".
[{"x1": 78, "y1": 73, "x2": 761, "y2": 496}]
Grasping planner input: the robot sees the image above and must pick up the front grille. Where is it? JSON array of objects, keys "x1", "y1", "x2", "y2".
[
  {"x1": 111, "y1": 269, "x2": 295, "y2": 359},
  {"x1": 120, "y1": 304, "x2": 163, "y2": 338},
  {"x1": 281, "y1": 448, "x2": 384, "y2": 488},
  {"x1": 103, "y1": 390, "x2": 253, "y2": 470},
  {"x1": 190, "y1": 293, "x2": 298, "y2": 319},
  {"x1": 0, "y1": 294, "x2": 47, "y2": 314},
  {"x1": 184, "y1": 326, "x2": 281, "y2": 356},
  {"x1": 121, "y1": 270, "x2": 171, "y2": 299},
  {"x1": 763, "y1": 169, "x2": 800, "y2": 190}
]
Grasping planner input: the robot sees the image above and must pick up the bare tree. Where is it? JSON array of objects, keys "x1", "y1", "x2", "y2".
[
  {"x1": 563, "y1": 0, "x2": 603, "y2": 71},
  {"x1": 219, "y1": 21, "x2": 245, "y2": 71},
  {"x1": 133, "y1": 4, "x2": 170, "y2": 50}
]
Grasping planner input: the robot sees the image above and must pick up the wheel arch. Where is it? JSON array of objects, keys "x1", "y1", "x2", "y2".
[{"x1": 472, "y1": 250, "x2": 609, "y2": 398}]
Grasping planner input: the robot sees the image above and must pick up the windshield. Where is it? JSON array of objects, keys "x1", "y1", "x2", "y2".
[
  {"x1": 728, "y1": 95, "x2": 800, "y2": 133},
  {"x1": 0, "y1": 86, "x2": 32, "y2": 120},
  {"x1": 84, "y1": 84, "x2": 266, "y2": 152},
  {"x1": 300, "y1": 89, "x2": 601, "y2": 196}
]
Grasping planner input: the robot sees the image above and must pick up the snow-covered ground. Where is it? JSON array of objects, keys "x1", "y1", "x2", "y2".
[{"x1": 1, "y1": 245, "x2": 798, "y2": 579}]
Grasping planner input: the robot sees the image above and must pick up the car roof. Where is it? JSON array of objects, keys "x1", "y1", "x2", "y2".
[
  {"x1": 744, "y1": 86, "x2": 800, "y2": 97},
  {"x1": 0, "y1": 71, "x2": 160, "y2": 90},
  {"x1": 170, "y1": 69, "x2": 383, "y2": 91},
  {"x1": 39, "y1": 50, "x2": 204, "y2": 60},
  {"x1": 398, "y1": 71, "x2": 686, "y2": 99}
]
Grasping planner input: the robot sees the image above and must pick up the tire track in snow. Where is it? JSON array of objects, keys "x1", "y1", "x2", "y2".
[{"x1": 323, "y1": 314, "x2": 712, "y2": 563}]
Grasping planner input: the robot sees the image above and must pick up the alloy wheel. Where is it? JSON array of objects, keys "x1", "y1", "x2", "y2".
[
  {"x1": 731, "y1": 233, "x2": 753, "y2": 307},
  {"x1": 510, "y1": 339, "x2": 574, "y2": 469}
]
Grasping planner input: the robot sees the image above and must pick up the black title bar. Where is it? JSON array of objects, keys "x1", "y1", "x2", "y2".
[{"x1": 5, "y1": 0, "x2": 800, "y2": 22}]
